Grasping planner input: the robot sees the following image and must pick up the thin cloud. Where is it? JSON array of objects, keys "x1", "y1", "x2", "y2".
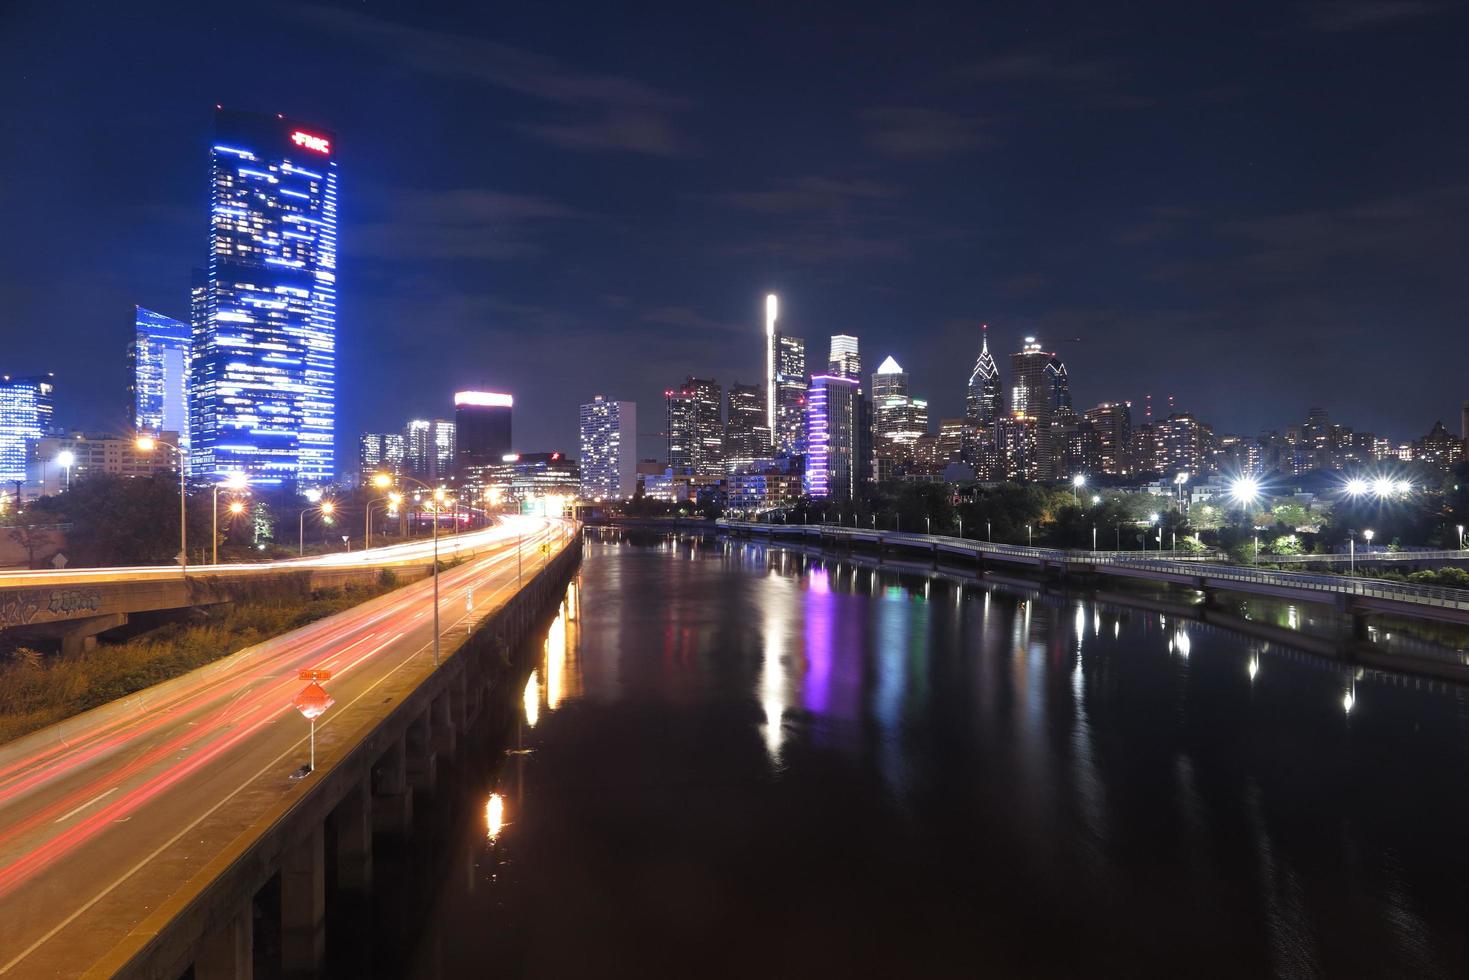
[
  {"x1": 1303, "y1": 1, "x2": 1446, "y2": 31},
  {"x1": 713, "y1": 177, "x2": 900, "y2": 214},
  {"x1": 350, "y1": 187, "x2": 581, "y2": 261},
  {"x1": 861, "y1": 107, "x2": 995, "y2": 158},
  {"x1": 288, "y1": 5, "x2": 695, "y2": 155}
]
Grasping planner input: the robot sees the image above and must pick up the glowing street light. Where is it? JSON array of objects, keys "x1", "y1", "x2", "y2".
[
  {"x1": 55, "y1": 450, "x2": 75, "y2": 490},
  {"x1": 1371, "y1": 477, "x2": 1394, "y2": 498},
  {"x1": 299, "y1": 499, "x2": 336, "y2": 557},
  {"x1": 1228, "y1": 477, "x2": 1261, "y2": 507},
  {"x1": 136, "y1": 436, "x2": 187, "y2": 570},
  {"x1": 212, "y1": 473, "x2": 250, "y2": 565},
  {"x1": 1345, "y1": 478, "x2": 1368, "y2": 498},
  {"x1": 1458, "y1": 524, "x2": 1465, "y2": 551},
  {"x1": 1364, "y1": 528, "x2": 1375, "y2": 554},
  {"x1": 1071, "y1": 473, "x2": 1086, "y2": 504}
]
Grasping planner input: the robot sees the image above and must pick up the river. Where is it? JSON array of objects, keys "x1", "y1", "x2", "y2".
[{"x1": 382, "y1": 531, "x2": 1469, "y2": 977}]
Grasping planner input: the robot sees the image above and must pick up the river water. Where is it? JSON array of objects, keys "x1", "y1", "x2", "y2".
[{"x1": 397, "y1": 532, "x2": 1469, "y2": 977}]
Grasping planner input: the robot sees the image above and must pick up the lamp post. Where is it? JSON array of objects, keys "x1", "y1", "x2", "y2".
[
  {"x1": 1364, "y1": 528, "x2": 1374, "y2": 555},
  {"x1": 299, "y1": 500, "x2": 336, "y2": 556},
  {"x1": 56, "y1": 450, "x2": 75, "y2": 491},
  {"x1": 136, "y1": 436, "x2": 187, "y2": 571},
  {"x1": 1349, "y1": 537, "x2": 1355, "y2": 574},
  {"x1": 1027, "y1": 524, "x2": 1033, "y2": 547},
  {"x1": 1092, "y1": 524, "x2": 1097, "y2": 551},
  {"x1": 1458, "y1": 524, "x2": 1465, "y2": 551},
  {"x1": 1072, "y1": 473, "x2": 1086, "y2": 504},
  {"x1": 925, "y1": 516, "x2": 931, "y2": 535},
  {"x1": 958, "y1": 517, "x2": 964, "y2": 538},
  {"x1": 377, "y1": 474, "x2": 442, "y2": 666},
  {"x1": 365, "y1": 492, "x2": 403, "y2": 549},
  {"x1": 212, "y1": 474, "x2": 249, "y2": 565}
]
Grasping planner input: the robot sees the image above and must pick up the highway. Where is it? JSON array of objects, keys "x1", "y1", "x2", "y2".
[
  {"x1": 0, "y1": 520, "x2": 521, "y2": 589},
  {"x1": 0, "y1": 514, "x2": 572, "y2": 976}
]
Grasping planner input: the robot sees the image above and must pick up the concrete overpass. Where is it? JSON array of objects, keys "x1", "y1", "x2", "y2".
[{"x1": 0, "y1": 526, "x2": 522, "y2": 654}]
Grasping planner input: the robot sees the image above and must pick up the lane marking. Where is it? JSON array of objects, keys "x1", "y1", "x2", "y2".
[{"x1": 52, "y1": 788, "x2": 118, "y2": 825}]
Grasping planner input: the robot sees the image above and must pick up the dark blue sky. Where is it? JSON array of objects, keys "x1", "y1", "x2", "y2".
[{"x1": 2, "y1": 0, "x2": 1466, "y2": 457}]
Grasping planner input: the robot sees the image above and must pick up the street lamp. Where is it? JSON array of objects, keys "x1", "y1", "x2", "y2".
[
  {"x1": 1364, "y1": 528, "x2": 1374, "y2": 554},
  {"x1": 1027, "y1": 524, "x2": 1033, "y2": 547},
  {"x1": 55, "y1": 450, "x2": 75, "y2": 491},
  {"x1": 1458, "y1": 524, "x2": 1465, "y2": 551},
  {"x1": 1147, "y1": 513, "x2": 1159, "y2": 552},
  {"x1": 136, "y1": 436, "x2": 187, "y2": 571},
  {"x1": 1072, "y1": 473, "x2": 1086, "y2": 504},
  {"x1": 366, "y1": 491, "x2": 404, "y2": 549},
  {"x1": 299, "y1": 500, "x2": 336, "y2": 556},
  {"x1": 376, "y1": 473, "x2": 443, "y2": 666},
  {"x1": 212, "y1": 473, "x2": 249, "y2": 565}
]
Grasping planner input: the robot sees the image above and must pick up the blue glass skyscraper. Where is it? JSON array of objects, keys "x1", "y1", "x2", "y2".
[
  {"x1": 130, "y1": 306, "x2": 190, "y2": 450},
  {"x1": 189, "y1": 108, "x2": 338, "y2": 485},
  {"x1": 0, "y1": 374, "x2": 55, "y2": 484}
]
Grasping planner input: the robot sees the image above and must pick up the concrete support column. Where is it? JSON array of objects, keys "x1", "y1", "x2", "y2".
[
  {"x1": 195, "y1": 899, "x2": 253, "y2": 980},
  {"x1": 432, "y1": 692, "x2": 457, "y2": 756},
  {"x1": 280, "y1": 824, "x2": 326, "y2": 978},
  {"x1": 371, "y1": 736, "x2": 413, "y2": 838},
  {"x1": 1351, "y1": 611, "x2": 1370, "y2": 641},
  {"x1": 55, "y1": 612, "x2": 128, "y2": 657},
  {"x1": 333, "y1": 778, "x2": 373, "y2": 894},
  {"x1": 405, "y1": 709, "x2": 437, "y2": 793}
]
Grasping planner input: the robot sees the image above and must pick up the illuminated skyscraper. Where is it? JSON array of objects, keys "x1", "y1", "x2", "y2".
[
  {"x1": 130, "y1": 307, "x2": 191, "y2": 455},
  {"x1": 763, "y1": 294, "x2": 808, "y2": 456},
  {"x1": 454, "y1": 391, "x2": 513, "y2": 480},
  {"x1": 666, "y1": 377, "x2": 723, "y2": 476},
  {"x1": 359, "y1": 432, "x2": 406, "y2": 479},
  {"x1": 828, "y1": 334, "x2": 861, "y2": 379},
  {"x1": 1084, "y1": 402, "x2": 1133, "y2": 475},
  {"x1": 579, "y1": 395, "x2": 637, "y2": 499},
  {"x1": 871, "y1": 356, "x2": 927, "y2": 470},
  {"x1": 966, "y1": 326, "x2": 1002, "y2": 431},
  {"x1": 0, "y1": 374, "x2": 55, "y2": 484},
  {"x1": 724, "y1": 382, "x2": 770, "y2": 468},
  {"x1": 189, "y1": 108, "x2": 338, "y2": 486},
  {"x1": 406, "y1": 419, "x2": 455, "y2": 482},
  {"x1": 804, "y1": 374, "x2": 858, "y2": 499}
]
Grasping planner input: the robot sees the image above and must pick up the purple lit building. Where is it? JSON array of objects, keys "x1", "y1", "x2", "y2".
[{"x1": 804, "y1": 374, "x2": 858, "y2": 500}]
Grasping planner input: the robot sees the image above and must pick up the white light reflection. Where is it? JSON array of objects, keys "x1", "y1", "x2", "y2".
[
  {"x1": 761, "y1": 597, "x2": 788, "y2": 766},
  {"x1": 1248, "y1": 655, "x2": 1260, "y2": 681},
  {"x1": 1174, "y1": 629, "x2": 1191, "y2": 658},
  {"x1": 523, "y1": 669, "x2": 540, "y2": 727},
  {"x1": 545, "y1": 600, "x2": 567, "y2": 709},
  {"x1": 485, "y1": 792, "x2": 505, "y2": 842}
]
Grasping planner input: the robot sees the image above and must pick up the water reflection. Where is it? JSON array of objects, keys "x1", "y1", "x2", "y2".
[{"x1": 414, "y1": 535, "x2": 1469, "y2": 977}]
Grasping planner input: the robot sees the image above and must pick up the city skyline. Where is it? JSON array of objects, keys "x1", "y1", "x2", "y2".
[{"x1": 2, "y1": 2, "x2": 1467, "y2": 456}]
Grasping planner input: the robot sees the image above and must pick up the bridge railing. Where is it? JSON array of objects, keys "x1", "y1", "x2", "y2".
[
  {"x1": 1262, "y1": 549, "x2": 1469, "y2": 565},
  {"x1": 720, "y1": 520, "x2": 1469, "y2": 612}
]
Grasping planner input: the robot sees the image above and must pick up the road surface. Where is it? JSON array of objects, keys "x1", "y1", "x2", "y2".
[{"x1": 0, "y1": 515, "x2": 572, "y2": 976}]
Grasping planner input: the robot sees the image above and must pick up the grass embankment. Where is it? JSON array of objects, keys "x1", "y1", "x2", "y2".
[{"x1": 0, "y1": 571, "x2": 401, "y2": 745}]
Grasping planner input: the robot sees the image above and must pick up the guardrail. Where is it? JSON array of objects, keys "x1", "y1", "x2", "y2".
[
  {"x1": 719, "y1": 520, "x2": 1469, "y2": 615},
  {"x1": 1263, "y1": 549, "x2": 1469, "y2": 565}
]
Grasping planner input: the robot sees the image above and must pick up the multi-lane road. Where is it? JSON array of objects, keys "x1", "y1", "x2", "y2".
[{"x1": 0, "y1": 515, "x2": 572, "y2": 976}]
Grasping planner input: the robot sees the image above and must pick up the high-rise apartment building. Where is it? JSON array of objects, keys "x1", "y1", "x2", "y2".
[
  {"x1": 1009, "y1": 337, "x2": 1070, "y2": 478},
  {"x1": 724, "y1": 383, "x2": 770, "y2": 468},
  {"x1": 666, "y1": 378, "x2": 723, "y2": 476},
  {"x1": 359, "y1": 432, "x2": 406, "y2": 479},
  {"x1": 129, "y1": 307, "x2": 190, "y2": 453},
  {"x1": 579, "y1": 395, "x2": 637, "y2": 499},
  {"x1": 189, "y1": 109, "x2": 338, "y2": 486},
  {"x1": 828, "y1": 334, "x2": 861, "y2": 379},
  {"x1": 805, "y1": 374, "x2": 858, "y2": 500},
  {"x1": 1084, "y1": 402, "x2": 1132, "y2": 475},
  {"x1": 0, "y1": 374, "x2": 55, "y2": 484},
  {"x1": 1155, "y1": 413, "x2": 1205, "y2": 476},
  {"x1": 996, "y1": 414, "x2": 1040, "y2": 481},
  {"x1": 454, "y1": 391, "x2": 513, "y2": 480},
  {"x1": 406, "y1": 419, "x2": 455, "y2": 482}
]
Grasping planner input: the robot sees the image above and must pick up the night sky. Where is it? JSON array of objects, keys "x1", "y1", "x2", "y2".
[{"x1": 2, "y1": 1, "x2": 1466, "y2": 459}]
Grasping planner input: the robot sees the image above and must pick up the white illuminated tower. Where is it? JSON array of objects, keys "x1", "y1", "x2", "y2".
[
  {"x1": 189, "y1": 108, "x2": 338, "y2": 486},
  {"x1": 579, "y1": 396, "x2": 637, "y2": 499},
  {"x1": 765, "y1": 293, "x2": 779, "y2": 433}
]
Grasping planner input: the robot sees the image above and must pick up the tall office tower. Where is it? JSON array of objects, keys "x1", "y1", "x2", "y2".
[
  {"x1": 828, "y1": 334, "x2": 861, "y2": 379},
  {"x1": 724, "y1": 382, "x2": 770, "y2": 469},
  {"x1": 189, "y1": 108, "x2": 338, "y2": 486},
  {"x1": 870, "y1": 356, "x2": 928, "y2": 467},
  {"x1": 1084, "y1": 402, "x2": 1132, "y2": 475},
  {"x1": 0, "y1": 374, "x2": 55, "y2": 484},
  {"x1": 406, "y1": 419, "x2": 455, "y2": 482},
  {"x1": 855, "y1": 392, "x2": 874, "y2": 486},
  {"x1": 938, "y1": 419, "x2": 970, "y2": 465},
  {"x1": 764, "y1": 294, "x2": 779, "y2": 435},
  {"x1": 579, "y1": 395, "x2": 637, "y2": 499},
  {"x1": 805, "y1": 374, "x2": 858, "y2": 500},
  {"x1": 1154, "y1": 413, "x2": 1205, "y2": 475},
  {"x1": 774, "y1": 336, "x2": 807, "y2": 455},
  {"x1": 1009, "y1": 338, "x2": 1052, "y2": 421},
  {"x1": 130, "y1": 307, "x2": 190, "y2": 445},
  {"x1": 666, "y1": 378, "x2": 723, "y2": 476},
  {"x1": 454, "y1": 391, "x2": 513, "y2": 480},
  {"x1": 1065, "y1": 418, "x2": 1102, "y2": 478},
  {"x1": 359, "y1": 432, "x2": 406, "y2": 478},
  {"x1": 966, "y1": 325, "x2": 1003, "y2": 430}
]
